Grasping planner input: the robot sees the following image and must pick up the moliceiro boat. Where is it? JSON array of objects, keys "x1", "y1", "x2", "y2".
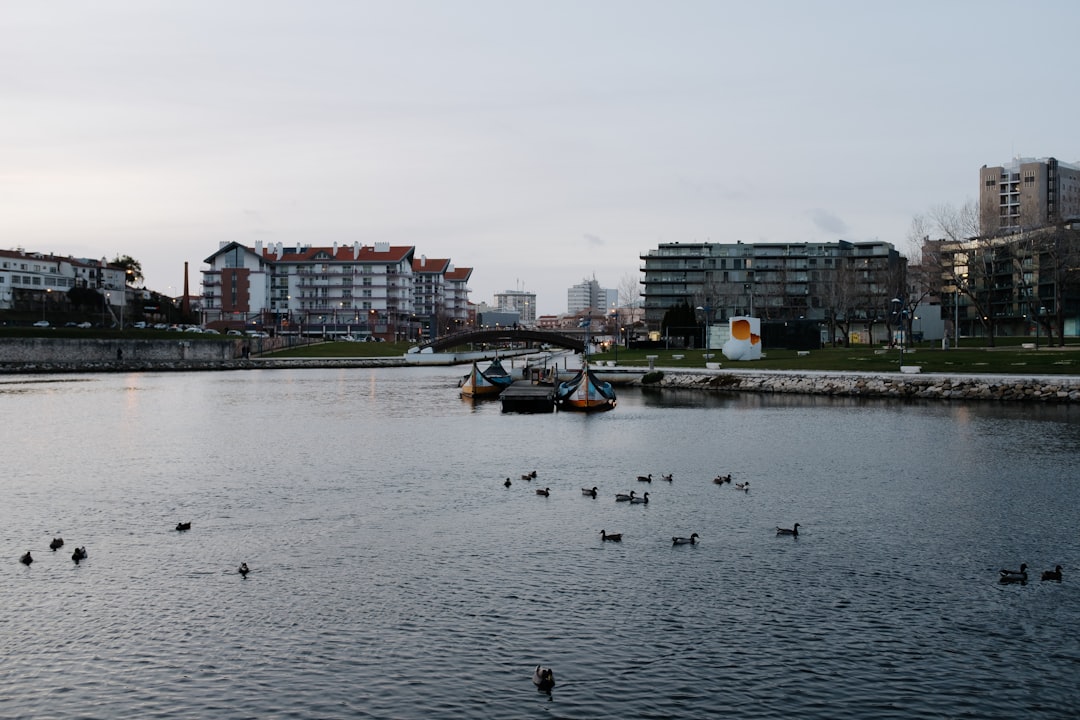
[
  {"x1": 459, "y1": 358, "x2": 515, "y2": 398},
  {"x1": 554, "y1": 365, "x2": 617, "y2": 412}
]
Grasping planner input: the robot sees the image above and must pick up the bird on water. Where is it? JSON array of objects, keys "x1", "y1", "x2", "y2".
[
  {"x1": 673, "y1": 533, "x2": 699, "y2": 545},
  {"x1": 533, "y1": 665, "x2": 555, "y2": 692},
  {"x1": 999, "y1": 564, "x2": 1028, "y2": 583},
  {"x1": 600, "y1": 529, "x2": 622, "y2": 542},
  {"x1": 776, "y1": 523, "x2": 800, "y2": 536},
  {"x1": 1041, "y1": 565, "x2": 1062, "y2": 582}
]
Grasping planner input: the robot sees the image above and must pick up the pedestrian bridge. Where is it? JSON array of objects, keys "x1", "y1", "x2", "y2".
[{"x1": 416, "y1": 328, "x2": 585, "y2": 353}]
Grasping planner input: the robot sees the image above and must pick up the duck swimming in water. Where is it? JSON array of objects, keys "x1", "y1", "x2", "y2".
[
  {"x1": 999, "y1": 564, "x2": 1028, "y2": 583},
  {"x1": 630, "y1": 492, "x2": 649, "y2": 504},
  {"x1": 533, "y1": 665, "x2": 555, "y2": 692},
  {"x1": 615, "y1": 490, "x2": 636, "y2": 502},
  {"x1": 504, "y1": 478, "x2": 512, "y2": 488},
  {"x1": 176, "y1": 522, "x2": 191, "y2": 531},
  {"x1": 72, "y1": 547, "x2": 88, "y2": 563},
  {"x1": 536, "y1": 487, "x2": 550, "y2": 497},
  {"x1": 239, "y1": 562, "x2": 249, "y2": 578},
  {"x1": 672, "y1": 533, "x2": 699, "y2": 545},
  {"x1": 20, "y1": 551, "x2": 33, "y2": 565},
  {"x1": 637, "y1": 474, "x2": 652, "y2": 483},
  {"x1": 582, "y1": 486, "x2": 598, "y2": 498},
  {"x1": 1041, "y1": 565, "x2": 1063, "y2": 582},
  {"x1": 600, "y1": 529, "x2": 622, "y2": 542},
  {"x1": 50, "y1": 537, "x2": 64, "y2": 551},
  {"x1": 776, "y1": 523, "x2": 800, "y2": 536}
]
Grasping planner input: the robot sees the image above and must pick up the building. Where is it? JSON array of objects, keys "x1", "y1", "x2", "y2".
[
  {"x1": 639, "y1": 240, "x2": 904, "y2": 332},
  {"x1": 567, "y1": 276, "x2": 616, "y2": 315},
  {"x1": 0, "y1": 249, "x2": 129, "y2": 319},
  {"x1": 201, "y1": 240, "x2": 473, "y2": 340},
  {"x1": 493, "y1": 289, "x2": 536, "y2": 326},
  {"x1": 979, "y1": 157, "x2": 1080, "y2": 236}
]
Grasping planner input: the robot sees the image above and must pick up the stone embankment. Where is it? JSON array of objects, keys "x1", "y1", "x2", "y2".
[{"x1": 647, "y1": 369, "x2": 1080, "y2": 403}]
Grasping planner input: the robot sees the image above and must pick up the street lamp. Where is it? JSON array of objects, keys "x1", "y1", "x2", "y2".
[
  {"x1": 743, "y1": 284, "x2": 754, "y2": 316},
  {"x1": 105, "y1": 292, "x2": 110, "y2": 327},
  {"x1": 891, "y1": 298, "x2": 905, "y2": 370},
  {"x1": 696, "y1": 303, "x2": 712, "y2": 365},
  {"x1": 42, "y1": 288, "x2": 51, "y2": 321}
]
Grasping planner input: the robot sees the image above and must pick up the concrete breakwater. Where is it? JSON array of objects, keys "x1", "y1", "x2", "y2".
[{"x1": 646, "y1": 369, "x2": 1080, "y2": 402}]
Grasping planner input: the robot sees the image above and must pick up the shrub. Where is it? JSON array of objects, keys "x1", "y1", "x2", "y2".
[{"x1": 641, "y1": 371, "x2": 665, "y2": 385}]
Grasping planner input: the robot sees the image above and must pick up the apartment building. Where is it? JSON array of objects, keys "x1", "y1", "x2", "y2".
[
  {"x1": 567, "y1": 276, "x2": 615, "y2": 315},
  {"x1": 639, "y1": 240, "x2": 903, "y2": 330},
  {"x1": 202, "y1": 241, "x2": 473, "y2": 339},
  {"x1": 0, "y1": 249, "x2": 129, "y2": 314},
  {"x1": 493, "y1": 289, "x2": 536, "y2": 326},
  {"x1": 979, "y1": 157, "x2": 1080, "y2": 236}
]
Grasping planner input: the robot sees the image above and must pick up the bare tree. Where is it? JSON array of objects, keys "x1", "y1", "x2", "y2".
[{"x1": 1032, "y1": 226, "x2": 1080, "y2": 346}]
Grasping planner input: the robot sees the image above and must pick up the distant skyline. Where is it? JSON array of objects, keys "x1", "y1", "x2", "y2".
[{"x1": 4, "y1": 1, "x2": 1079, "y2": 315}]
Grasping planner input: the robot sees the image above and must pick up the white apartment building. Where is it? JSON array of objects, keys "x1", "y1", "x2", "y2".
[
  {"x1": 202, "y1": 241, "x2": 472, "y2": 340},
  {"x1": 567, "y1": 276, "x2": 614, "y2": 315},
  {"x1": 493, "y1": 289, "x2": 536, "y2": 326},
  {"x1": 0, "y1": 248, "x2": 129, "y2": 315}
]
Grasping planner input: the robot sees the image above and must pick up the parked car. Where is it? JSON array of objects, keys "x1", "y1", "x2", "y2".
[
  {"x1": 226, "y1": 329, "x2": 243, "y2": 336},
  {"x1": 33, "y1": 320, "x2": 50, "y2": 328},
  {"x1": 133, "y1": 321, "x2": 147, "y2": 329},
  {"x1": 77, "y1": 322, "x2": 92, "y2": 329}
]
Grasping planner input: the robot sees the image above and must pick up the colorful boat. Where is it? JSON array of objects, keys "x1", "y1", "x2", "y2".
[
  {"x1": 554, "y1": 365, "x2": 617, "y2": 412},
  {"x1": 459, "y1": 358, "x2": 515, "y2": 398}
]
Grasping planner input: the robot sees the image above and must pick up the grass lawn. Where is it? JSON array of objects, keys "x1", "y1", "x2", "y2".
[{"x1": 265, "y1": 338, "x2": 1080, "y2": 375}]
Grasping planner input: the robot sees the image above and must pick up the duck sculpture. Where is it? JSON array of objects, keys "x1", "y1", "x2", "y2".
[
  {"x1": 20, "y1": 551, "x2": 33, "y2": 566},
  {"x1": 239, "y1": 562, "x2": 249, "y2": 578},
  {"x1": 776, "y1": 523, "x2": 800, "y2": 536},
  {"x1": 630, "y1": 492, "x2": 649, "y2": 504},
  {"x1": 615, "y1": 490, "x2": 636, "y2": 502},
  {"x1": 50, "y1": 537, "x2": 64, "y2": 551},
  {"x1": 533, "y1": 665, "x2": 555, "y2": 692},
  {"x1": 600, "y1": 529, "x2": 622, "y2": 542},
  {"x1": 672, "y1": 533, "x2": 699, "y2": 545},
  {"x1": 1041, "y1": 565, "x2": 1063, "y2": 582},
  {"x1": 999, "y1": 564, "x2": 1028, "y2": 583},
  {"x1": 582, "y1": 486, "x2": 598, "y2": 498}
]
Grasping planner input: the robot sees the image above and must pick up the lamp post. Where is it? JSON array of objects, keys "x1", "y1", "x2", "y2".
[
  {"x1": 105, "y1": 292, "x2": 110, "y2": 327},
  {"x1": 42, "y1": 288, "x2": 51, "y2": 321},
  {"x1": 696, "y1": 303, "x2": 712, "y2": 365},
  {"x1": 891, "y1": 298, "x2": 905, "y2": 370},
  {"x1": 1036, "y1": 306, "x2": 1045, "y2": 350},
  {"x1": 744, "y1": 284, "x2": 754, "y2": 316}
]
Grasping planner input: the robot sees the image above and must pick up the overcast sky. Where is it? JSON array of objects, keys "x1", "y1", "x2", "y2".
[{"x1": 3, "y1": 1, "x2": 1078, "y2": 315}]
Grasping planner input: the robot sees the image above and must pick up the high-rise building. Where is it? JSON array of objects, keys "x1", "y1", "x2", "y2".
[
  {"x1": 639, "y1": 240, "x2": 903, "y2": 330},
  {"x1": 567, "y1": 276, "x2": 612, "y2": 314},
  {"x1": 979, "y1": 157, "x2": 1080, "y2": 236},
  {"x1": 493, "y1": 289, "x2": 535, "y2": 325}
]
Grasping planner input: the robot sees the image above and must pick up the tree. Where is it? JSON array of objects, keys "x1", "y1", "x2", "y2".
[
  {"x1": 660, "y1": 300, "x2": 699, "y2": 348},
  {"x1": 112, "y1": 255, "x2": 143, "y2": 286}
]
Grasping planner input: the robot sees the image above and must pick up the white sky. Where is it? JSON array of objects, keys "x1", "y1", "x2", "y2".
[{"x1": 3, "y1": 1, "x2": 1078, "y2": 315}]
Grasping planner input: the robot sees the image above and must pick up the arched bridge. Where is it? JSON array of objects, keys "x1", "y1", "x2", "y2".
[{"x1": 417, "y1": 328, "x2": 586, "y2": 353}]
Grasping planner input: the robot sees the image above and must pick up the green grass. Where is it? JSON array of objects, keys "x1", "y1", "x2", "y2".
[{"x1": 264, "y1": 341, "x2": 414, "y2": 358}]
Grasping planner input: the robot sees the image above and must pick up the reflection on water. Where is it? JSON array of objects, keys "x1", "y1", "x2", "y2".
[{"x1": 3, "y1": 368, "x2": 1079, "y2": 719}]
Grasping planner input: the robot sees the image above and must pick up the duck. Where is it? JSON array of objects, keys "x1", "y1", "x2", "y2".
[
  {"x1": 714, "y1": 474, "x2": 732, "y2": 484},
  {"x1": 999, "y1": 563, "x2": 1028, "y2": 583},
  {"x1": 661, "y1": 473, "x2": 673, "y2": 482},
  {"x1": 239, "y1": 562, "x2": 249, "y2": 578},
  {"x1": 672, "y1": 533, "x2": 699, "y2": 545},
  {"x1": 536, "y1": 487, "x2": 550, "y2": 497},
  {"x1": 521, "y1": 471, "x2": 537, "y2": 481},
  {"x1": 1041, "y1": 565, "x2": 1063, "y2": 582},
  {"x1": 504, "y1": 477, "x2": 512, "y2": 488},
  {"x1": 615, "y1": 490, "x2": 636, "y2": 502},
  {"x1": 533, "y1": 665, "x2": 555, "y2": 692},
  {"x1": 735, "y1": 482, "x2": 750, "y2": 492},
  {"x1": 776, "y1": 523, "x2": 800, "y2": 536},
  {"x1": 72, "y1": 546, "x2": 88, "y2": 563},
  {"x1": 50, "y1": 537, "x2": 64, "y2": 551},
  {"x1": 600, "y1": 529, "x2": 622, "y2": 542},
  {"x1": 637, "y1": 474, "x2": 653, "y2": 483},
  {"x1": 630, "y1": 492, "x2": 649, "y2": 504},
  {"x1": 582, "y1": 486, "x2": 598, "y2": 498},
  {"x1": 20, "y1": 551, "x2": 33, "y2": 566},
  {"x1": 176, "y1": 521, "x2": 191, "y2": 531}
]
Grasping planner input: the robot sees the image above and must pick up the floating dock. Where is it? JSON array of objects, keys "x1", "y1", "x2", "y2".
[{"x1": 499, "y1": 381, "x2": 555, "y2": 413}]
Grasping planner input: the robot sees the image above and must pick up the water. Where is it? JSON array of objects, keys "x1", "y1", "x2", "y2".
[{"x1": 2, "y1": 367, "x2": 1079, "y2": 719}]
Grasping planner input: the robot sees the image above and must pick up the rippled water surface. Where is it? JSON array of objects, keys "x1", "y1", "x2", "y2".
[{"x1": 3, "y1": 367, "x2": 1079, "y2": 719}]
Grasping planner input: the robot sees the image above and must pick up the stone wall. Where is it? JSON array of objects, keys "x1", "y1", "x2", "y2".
[
  {"x1": 646, "y1": 370, "x2": 1080, "y2": 402},
  {"x1": 0, "y1": 337, "x2": 240, "y2": 372}
]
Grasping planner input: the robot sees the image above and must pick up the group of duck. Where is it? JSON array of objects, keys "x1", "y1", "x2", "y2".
[
  {"x1": 19, "y1": 523, "x2": 249, "y2": 578},
  {"x1": 999, "y1": 563, "x2": 1063, "y2": 584},
  {"x1": 19, "y1": 537, "x2": 87, "y2": 566},
  {"x1": 505, "y1": 470, "x2": 798, "y2": 545},
  {"x1": 176, "y1": 521, "x2": 250, "y2": 577}
]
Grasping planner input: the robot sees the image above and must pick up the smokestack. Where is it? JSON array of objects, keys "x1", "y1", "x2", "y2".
[{"x1": 181, "y1": 262, "x2": 191, "y2": 316}]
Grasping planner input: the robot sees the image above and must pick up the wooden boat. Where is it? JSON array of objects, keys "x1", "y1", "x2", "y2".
[
  {"x1": 554, "y1": 365, "x2": 616, "y2": 412},
  {"x1": 459, "y1": 358, "x2": 514, "y2": 397}
]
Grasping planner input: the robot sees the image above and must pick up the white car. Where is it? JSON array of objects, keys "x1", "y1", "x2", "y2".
[{"x1": 33, "y1": 320, "x2": 50, "y2": 328}]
